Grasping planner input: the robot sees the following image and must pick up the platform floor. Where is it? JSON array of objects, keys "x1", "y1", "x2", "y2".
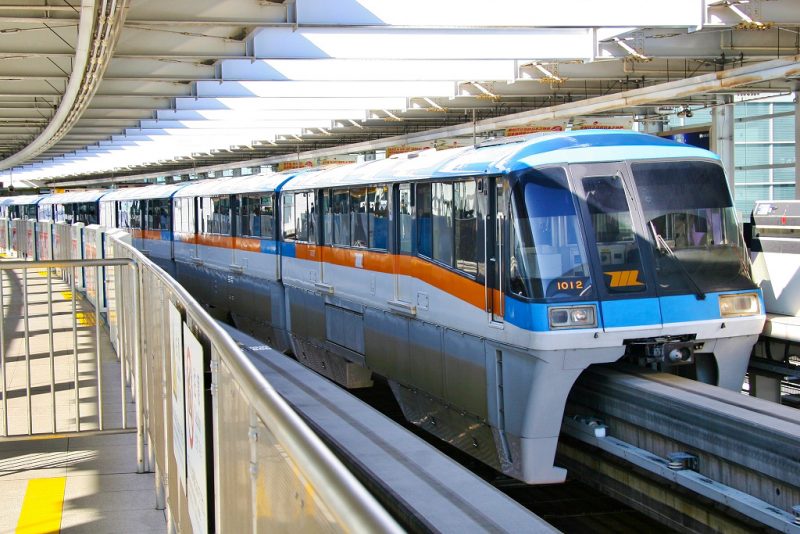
[{"x1": 0, "y1": 254, "x2": 165, "y2": 533}]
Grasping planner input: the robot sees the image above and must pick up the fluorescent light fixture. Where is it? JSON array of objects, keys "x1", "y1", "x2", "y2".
[
  {"x1": 195, "y1": 80, "x2": 458, "y2": 99},
  {"x1": 156, "y1": 109, "x2": 370, "y2": 121},
  {"x1": 219, "y1": 58, "x2": 518, "y2": 83},
  {"x1": 175, "y1": 96, "x2": 410, "y2": 111}
]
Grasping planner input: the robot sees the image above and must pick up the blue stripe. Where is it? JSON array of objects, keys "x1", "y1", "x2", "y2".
[
  {"x1": 275, "y1": 174, "x2": 300, "y2": 193},
  {"x1": 280, "y1": 241, "x2": 296, "y2": 258},
  {"x1": 601, "y1": 298, "x2": 662, "y2": 328},
  {"x1": 261, "y1": 240, "x2": 278, "y2": 254},
  {"x1": 660, "y1": 289, "x2": 764, "y2": 324},
  {"x1": 160, "y1": 230, "x2": 173, "y2": 241},
  {"x1": 503, "y1": 297, "x2": 552, "y2": 331}
]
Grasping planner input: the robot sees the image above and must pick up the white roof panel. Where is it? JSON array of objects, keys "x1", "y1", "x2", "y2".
[
  {"x1": 39, "y1": 190, "x2": 109, "y2": 205},
  {"x1": 173, "y1": 171, "x2": 286, "y2": 198},
  {"x1": 100, "y1": 184, "x2": 188, "y2": 201}
]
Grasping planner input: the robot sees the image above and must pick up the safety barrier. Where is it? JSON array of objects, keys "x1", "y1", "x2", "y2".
[{"x1": 0, "y1": 217, "x2": 401, "y2": 533}]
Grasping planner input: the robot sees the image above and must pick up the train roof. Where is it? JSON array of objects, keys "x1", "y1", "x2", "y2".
[
  {"x1": 0, "y1": 194, "x2": 46, "y2": 206},
  {"x1": 39, "y1": 190, "x2": 109, "y2": 205},
  {"x1": 100, "y1": 183, "x2": 188, "y2": 201},
  {"x1": 279, "y1": 130, "x2": 718, "y2": 191},
  {"x1": 172, "y1": 171, "x2": 289, "y2": 198}
]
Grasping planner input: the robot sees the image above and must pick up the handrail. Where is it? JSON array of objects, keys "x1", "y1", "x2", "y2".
[{"x1": 111, "y1": 238, "x2": 403, "y2": 532}]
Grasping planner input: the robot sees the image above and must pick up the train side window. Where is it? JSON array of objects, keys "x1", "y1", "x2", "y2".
[
  {"x1": 130, "y1": 200, "x2": 142, "y2": 229},
  {"x1": 199, "y1": 196, "x2": 230, "y2": 235},
  {"x1": 351, "y1": 187, "x2": 368, "y2": 247},
  {"x1": 282, "y1": 194, "x2": 296, "y2": 240},
  {"x1": 308, "y1": 192, "x2": 317, "y2": 245},
  {"x1": 176, "y1": 197, "x2": 196, "y2": 234},
  {"x1": 332, "y1": 189, "x2": 350, "y2": 246},
  {"x1": 454, "y1": 180, "x2": 478, "y2": 275},
  {"x1": 173, "y1": 199, "x2": 184, "y2": 233},
  {"x1": 238, "y1": 194, "x2": 274, "y2": 239},
  {"x1": 323, "y1": 190, "x2": 332, "y2": 245},
  {"x1": 432, "y1": 182, "x2": 454, "y2": 266},
  {"x1": 398, "y1": 184, "x2": 413, "y2": 254},
  {"x1": 295, "y1": 192, "x2": 309, "y2": 242},
  {"x1": 416, "y1": 183, "x2": 432, "y2": 258},
  {"x1": 146, "y1": 199, "x2": 170, "y2": 231},
  {"x1": 368, "y1": 185, "x2": 388, "y2": 250}
]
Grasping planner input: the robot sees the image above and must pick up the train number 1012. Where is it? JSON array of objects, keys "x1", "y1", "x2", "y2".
[{"x1": 555, "y1": 279, "x2": 584, "y2": 291}]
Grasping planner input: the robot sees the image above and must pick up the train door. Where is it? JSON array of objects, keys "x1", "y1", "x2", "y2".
[
  {"x1": 393, "y1": 183, "x2": 416, "y2": 308},
  {"x1": 569, "y1": 162, "x2": 662, "y2": 331},
  {"x1": 486, "y1": 177, "x2": 506, "y2": 324}
]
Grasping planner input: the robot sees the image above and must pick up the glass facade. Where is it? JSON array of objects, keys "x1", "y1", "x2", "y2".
[
  {"x1": 733, "y1": 96, "x2": 795, "y2": 216},
  {"x1": 666, "y1": 95, "x2": 796, "y2": 218}
]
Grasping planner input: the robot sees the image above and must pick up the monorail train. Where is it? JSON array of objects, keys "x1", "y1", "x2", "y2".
[
  {"x1": 17, "y1": 130, "x2": 766, "y2": 484},
  {"x1": 0, "y1": 194, "x2": 46, "y2": 220}
]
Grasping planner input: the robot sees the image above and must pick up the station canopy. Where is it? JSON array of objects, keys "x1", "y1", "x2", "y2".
[{"x1": 0, "y1": 0, "x2": 799, "y2": 188}]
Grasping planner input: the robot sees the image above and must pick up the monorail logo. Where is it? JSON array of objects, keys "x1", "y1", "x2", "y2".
[{"x1": 605, "y1": 270, "x2": 644, "y2": 288}]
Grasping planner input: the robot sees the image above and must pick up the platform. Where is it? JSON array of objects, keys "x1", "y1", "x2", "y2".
[{"x1": 0, "y1": 255, "x2": 165, "y2": 533}]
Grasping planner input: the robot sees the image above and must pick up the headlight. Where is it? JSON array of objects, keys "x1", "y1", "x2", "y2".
[
  {"x1": 549, "y1": 305, "x2": 597, "y2": 329},
  {"x1": 719, "y1": 293, "x2": 760, "y2": 318}
]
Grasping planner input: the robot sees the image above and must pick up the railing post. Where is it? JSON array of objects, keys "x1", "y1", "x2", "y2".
[
  {"x1": 133, "y1": 262, "x2": 145, "y2": 474},
  {"x1": 0, "y1": 268, "x2": 7, "y2": 437}
]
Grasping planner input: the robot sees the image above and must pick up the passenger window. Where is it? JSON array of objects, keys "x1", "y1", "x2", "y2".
[
  {"x1": 398, "y1": 184, "x2": 413, "y2": 254},
  {"x1": 416, "y1": 183, "x2": 432, "y2": 258},
  {"x1": 323, "y1": 191, "x2": 332, "y2": 245},
  {"x1": 282, "y1": 194, "x2": 296, "y2": 240},
  {"x1": 295, "y1": 192, "x2": 309, "y2": 242},
  {"x1": 308, "y1": 192, "x2": 317, "y2": 245},
  {"x1": 454, "y1": 180, "x2": 478, "y2": 275},
  {"x1": 332, "y1": 189, "x2": 350, "y2": 246},
  {"x1": 350, "y1": 187, "x2": 368, "y2": 248},
  {"x1": 432, "y1": 182, "x2": 454, "y2": 266},
  {"x1": 146, "y1": 199, "x2": 170, "y2": 231},
  {"x1": 200, "y1": 196, "x2": 230, "y2": 235},
  {"x1": 368, "y1": 185, "x2": 388, "y2": 249},
  {"x1": 238, "y1": 194, "x2": 274, "y2": 239}
]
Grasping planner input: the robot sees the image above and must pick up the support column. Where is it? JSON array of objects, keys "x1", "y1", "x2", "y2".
[{"x1": 712, "y1": 95, "x2": 735, "y2": 195}]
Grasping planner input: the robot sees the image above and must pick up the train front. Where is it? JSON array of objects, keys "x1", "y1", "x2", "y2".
[{"x1": 506, "y1": 133, "x2": 765, "y2": 391}]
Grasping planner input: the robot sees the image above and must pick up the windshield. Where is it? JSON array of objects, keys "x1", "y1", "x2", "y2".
[
  {"x1": 583, "y1": 173, "x2": 647, "y2": 294},
  {"x1": 509, "y1": 167, "x2": 593, "y2": 300},
  {"x1": 631, "y1": 160, "x2": 753, "y2": 293}
]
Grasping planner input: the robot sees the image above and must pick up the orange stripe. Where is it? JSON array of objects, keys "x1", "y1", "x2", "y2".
[
  {"x1": 323, "y1": 245, "x2": 394, "y2": 273},
  {"x1": 196, "y1": 234, "x2": 235, "y2": 249},
  {"x1": 235, "y1": 236, "x2": 261, "y2": 253},
  {"x1": 168, "y1": 234, "x2": 494, "y2": 310},
  {"x1": 295, "y1": 243, "x2": 321, "y2": 261},
  {"x1": 397, "y1": 255, "x2": 485, "y2": 309}
]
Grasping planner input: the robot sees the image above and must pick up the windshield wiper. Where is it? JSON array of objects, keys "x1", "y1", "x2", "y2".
[{"x1": 649, "y1": 221, "x2": 706, "y2": 300}]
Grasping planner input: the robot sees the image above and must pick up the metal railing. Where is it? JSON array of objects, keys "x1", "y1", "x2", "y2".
[
  {"x1": 0, "y1": 258, "x2": 141, "y2": 449},
  {"x1": 1, "y1": 217, "x2": 402, "y2": 533}
]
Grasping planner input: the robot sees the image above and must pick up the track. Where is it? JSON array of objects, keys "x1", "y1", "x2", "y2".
[
  {"x1": 349, "y1": 378, "x2": 673, "y2": 534},
  {"x1": 562, "y1": 365, "x2": 800, "y2": 533}
]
